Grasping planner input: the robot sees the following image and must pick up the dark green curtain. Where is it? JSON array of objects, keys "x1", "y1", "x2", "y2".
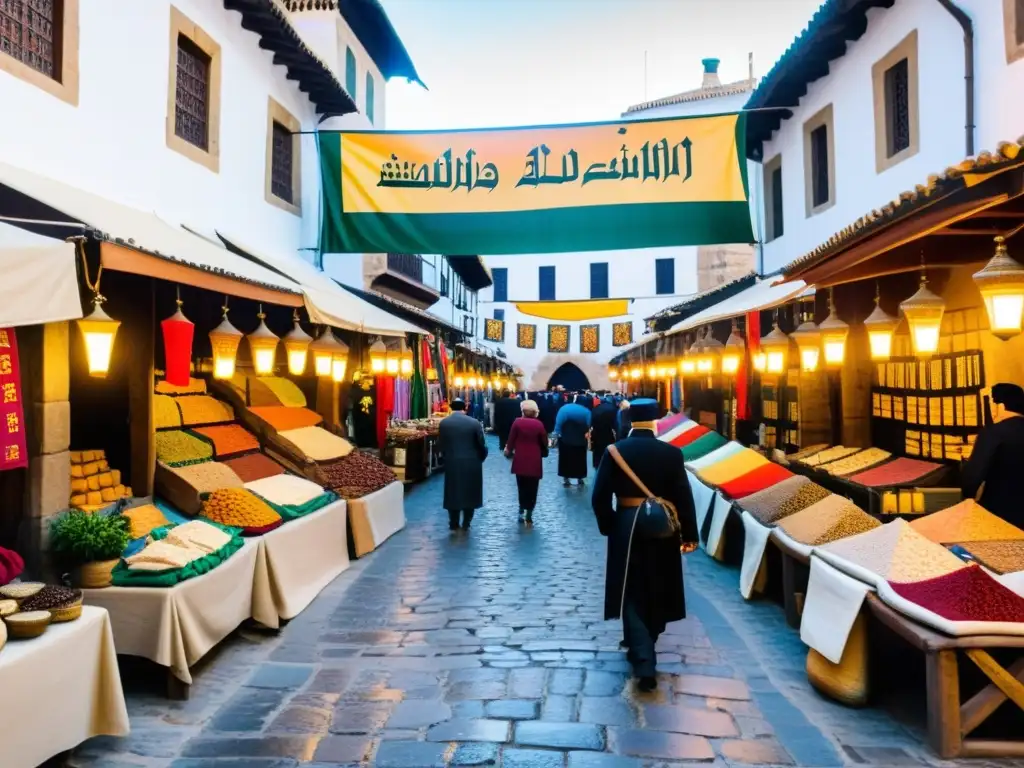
[{"x1": 410, "y1": 334, "x2": 429, "y2": 419}]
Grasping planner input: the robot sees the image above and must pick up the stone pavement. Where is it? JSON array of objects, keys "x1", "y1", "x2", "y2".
[{"x1": 69, "y1": 437, "x2": 1024, "y2": 768}]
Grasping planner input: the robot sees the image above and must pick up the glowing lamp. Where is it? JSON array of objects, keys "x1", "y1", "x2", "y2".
[
  {"x1": 282, "y1": 312, "x2": 313, "y2": 376},
  {"x1": 721, "y1": 324, "x2": 744, "y2": 376},
  {"x1": 247, "y1": 310, "x2": 279, "y2": 375},
  {"x1": 760, "y1": 323, "x2": 790, "y2": 375},
  {"x1": 398, "y1": 339, "x2": 414, "y2": 378},
  {"x1": 900, "y1": 275, "x2": 945, "y2": 356},
  {"x1": 385, "y1": 348, "x2": 399, "y2": 376},
  {"x1": 752, "y1": 351, "x2": 767, "y2": 373},
  {"x1": 369, "y1": 338, "x2": 387, "y2": 373},
  {"x1": 791, "y1": 317, "x2": 821, "y2": 373},
  {"x1": 630, "y1": 365, "x2": 642, "y2": 380},
  {"x1": 608, "y1": 367, "x2": 619, "y2": 380},
  {"x1": 819, "y1": 295, "x2": 849, "y2": 367},
  {"x1": 311, "y1": 328, "x2": 346, "y2": 378},
  {"x1": 700, "y1": 329, "x2": 723, "y2": 374},
  {"x1": 863, "y1": 289, "x2": 899, "y2": 361},
  {"x1": 77, "y1": 296, "x2": 121, "y2": 378},
  {"x1": 974, "y1": 235, "x2": 1024, "y2": 340},
  {"x1": 208, "y1": 305, "x2": 243, "y2": 381},
  {"x1": 476, "y1": 375, "x2": 485, "y2": 388},
  {"x1": 454, "y1": 372, "x2": 466, "y2": 387},
  {"x1": 160, "y1": 298, "x2": 194, "y2": 386},
  {"x1": 646, "y1": 364, "x2": 657, "y2": 379}
]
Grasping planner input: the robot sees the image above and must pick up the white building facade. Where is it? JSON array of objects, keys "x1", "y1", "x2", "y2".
[
  {"x1": 482, "y1": 58, "x2": 757, "y2": 391},
  {"x1": 751, "y1": 0, "x2": 1024, "y2": 275}
]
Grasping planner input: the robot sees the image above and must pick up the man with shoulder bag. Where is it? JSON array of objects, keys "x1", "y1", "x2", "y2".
[{"x1": 591, "y1": 398, "x2": 698, "y2": 691}]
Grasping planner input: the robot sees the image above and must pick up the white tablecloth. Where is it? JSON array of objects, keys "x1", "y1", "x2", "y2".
[
  {"x1": 347, "y1": 481, "x2": 406, "y2": 557},
  {"x1": 83, "y1": 541, "x2": 259, "y2": 684},
  {"x1": 801, "y1": 555, "x2": 871, "y2": 664},
  {"x1": 0, "y1": 606, "x2": 129, "y2": 768},
  {"x1": 252, "y1": 499, "x2": 350, "y2": 629},
  {"x1": 739, "y1": 511, "x2": 772, "y2": 599}
]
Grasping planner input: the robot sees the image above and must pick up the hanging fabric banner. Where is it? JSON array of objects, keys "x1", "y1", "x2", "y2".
[
  {"x1": 484, "y1": 318, "x2": 505, "y2": 342},
  {"x1": 517, "y1": 324, "x2": 537, "y2": 349},
  {"x1": 548, "y1": 325, "x2": 570, "y2": 353},
  {"x1": 319, "y1": 113, "x2": 752, "y2": 255},
  {"x1": 514, "y1": 299, "x2": 629, "y2": 321},
  {"x1": 580, "y1": 324, "x2": 600, "y2": 354},
  {"x1": 612, "y1": 321, "x2": 634, "y2": 347},
  {"x1": 0, "y1": 328, "x2": 28, "y2": 471}
]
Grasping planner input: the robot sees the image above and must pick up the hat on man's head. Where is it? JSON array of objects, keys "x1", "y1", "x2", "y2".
[
  {"x1": 450, "y1": 398, "x2": 466, "y2": 411},
  {"x1": 628, "y1": 398, "x2": 659, "y2": 422},
  {"x1": 992, "y1": 383, "x2": 1024, "y2": 414}
]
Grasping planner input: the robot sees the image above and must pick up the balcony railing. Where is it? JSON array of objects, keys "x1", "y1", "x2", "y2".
[{"x1": 387, "y1": 253, "x2": 423, "y2": 283}]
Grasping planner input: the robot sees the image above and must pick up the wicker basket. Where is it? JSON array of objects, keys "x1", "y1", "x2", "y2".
[
  {"x1": 806, "y1": 612, "x2": 869, "y2": 707},
  {"x1": 51, "y1": 600, "x2": 83, "y2": 623},
  {"x1": 5, "y1": 610, "x2": 52, "y2": 639},
  {"x1": 79, "y1": 559, "x2": 119, "y2": 589},
  {"x1": 0, "y1": 599, "x2": 17, "y2": 618}
]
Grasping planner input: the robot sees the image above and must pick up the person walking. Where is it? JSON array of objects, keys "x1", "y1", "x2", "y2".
[
  {"x1": 962, "y1": 382, "x2": 1024, "y2": 527},
  {"x1": 555, "y1": 394, "x2": 591, "y2": 487},
  {"x1": 591, "y1": 398, "x2": 698, "y2": 691},
  {"x1": 494, "y1": 389, "x2": 520, "y2": 452},
  {"x1": 504, "y1": 399, "x2": 548, "y2": 524},
  {"x1": 590, "y1": 395, "x2": 618, "y2": 469},
  {"x1": 438, "y1": 398, "x2": 488, "y2": 531},
  {"x1": 617, "y1": 399, "x2": 632, "y2": 437}
]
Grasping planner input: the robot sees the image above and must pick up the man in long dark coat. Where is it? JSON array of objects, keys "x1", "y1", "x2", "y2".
[
  {"x1": 962, "y1": 382, "x2": 1024, "y2": 527},
  {"x1": 590, "y1": 396, "x2": 618, "y2": 469},
  {"x1": 494, "y1": 390, "x2": 520, "y2": 451},
  {"x1": 591, "y1": 398, "x2": 698, "y2": 690},
  {"x1": 438, "y1": 398, "x2": 488, "y2": 531}
]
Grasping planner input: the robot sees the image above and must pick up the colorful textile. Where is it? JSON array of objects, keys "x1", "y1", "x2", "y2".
[
  {"x1": 697, "y1": 449, "x2": 769, "y2": 487},
  {"x1": 670, "y1": 424, "x2": 710, "y2": 448},
  {"x1": 820, "y1": 520, "x2": 969, "y2": 584},
  {"x1": 847, "y1": 457, "x2": 944, "y2": 487},
  {"x1": 718, "y1": 462, "x2": 793, "y2": 500},
  {"x1": 656, "y1": 412, "x2": 687, "y2": 436},
  {"x1": 681, "y1": 431, "x2": 728, "y2": 462},
  {"x1": 889, "y1": 566, "x2": 1024, "y2": 623},
  {"x1": 687, "y1": 441, "x2": 744, "y2": 471}
]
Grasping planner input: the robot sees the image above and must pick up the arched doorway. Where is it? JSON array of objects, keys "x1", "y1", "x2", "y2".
[{"x1": 546, "y1": 362, "x2": 590, "y2": 391}]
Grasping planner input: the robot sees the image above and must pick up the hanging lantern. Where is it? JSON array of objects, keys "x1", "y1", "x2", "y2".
[
  {"x1": 608, "y1": 367, "x2": 619, "y2": 381},
  {"x1": 399, "y1": 339, "x2": 414, "y2": 378},
  {"x1": 900, "y1": 272, "x2": 945, "y2": 357},
  {"x1": 864, "y1": 285, "x2": 900, "y2": 361},
  {"x1": 453, "y1": 368, "x2": 466, "y2": 388},
  {"x1": 161, "y1": 291, "x2": 194, "y2": 387},
  {"x1": 247, "y1": 307, "x2": 279, "y2": 376},
  {"x1": 332, "y1": 336, "x2": 350, "y2": 383},
  {"x1": 384, "y1": 342, "x2": 400, "y2": 376},
  {"x1": 630, "y1": 365, "x2": 642, "y2": 380},
  {"x1": 974, "y1": 235, "x2": 1024, "y2": 340},
  {"x1": 282, "y1": 311, "x2": 313, "y2": 376},
  {"x1": 208, "y1": 301, "x2": 243, "y2": 381},
  {"x1": 790, "y1": 304, "x2": 821, "y2": 373},
  {"x1": 311, "y1": 328, "x2": 346, "y2": 378},
  {"x1": 760, "y1": 322, "x2": 790, "y2": 375},
  {"x1": 720, "y1": 323, "x2": 744, "y2": 376},
  {"x1": 646, "y1": 363, "x2": 657, "y2": 379},
  {"x1": 369, "y1": 338, "x2": 387, "y2": 374},
  {"x1": 752, "y1": 351, "x2": 767, "y2": 373},
  {"x1": 700, "y1": 328, "x2": 723, "y2": 374},
  {"x1": 77, "y1": 295, "x2": 121, "y2": 378},
  {"x1": 679, "y1": 338, "x2": 697, "y2": 376},
  {"x1": 476, "y1": 373, "x2": 485, "y2": 389},
  {"x1": 820, "y1": 290, "x2": 850, "y2": 367}
]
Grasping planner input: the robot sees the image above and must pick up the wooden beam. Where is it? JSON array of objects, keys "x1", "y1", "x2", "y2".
[
  {"x1": 927, "y1": 649, "x2": 962, "y2": 759},
  {"x1": 965, "y1": 649, "x2": 1024, "y2": 713},
  {"x1": 960, "y1": 658, "x2": 1024, "y2": 737},
  {"x1": 933, "y1": 228, "x2": 1004, "y2": 236}
]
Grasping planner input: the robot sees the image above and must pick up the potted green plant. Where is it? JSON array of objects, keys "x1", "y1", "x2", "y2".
[{"x1": 50, "y1": 510, "x2": 130, "y2": 588}]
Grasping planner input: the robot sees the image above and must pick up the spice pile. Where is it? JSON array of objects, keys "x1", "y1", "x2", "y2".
[
  {"x1": 277, "y1": 426, "x2": 355, "y2": 462},
  {"x1": 821, "y1": 520, "x2": 969, "y2": 583},
  {"x1": 245, "y1": 474, "x2": 328, "y2": 507},
  {"x1": 959, "y1": 540, "x2": 1024, "y2": 575},
  {"x1": 155, "y1": 431, "x2": 214, "y2": 467},
  {"x1": 255, "y1": 376, "x2": 307, "y2": 408},
  {"x1": 121, "y1": 505, "x2": 171, "y2": 540},
  {"x1": 200, "y1": 487, "x2": 282, "y2": 533},
  {"x1": 224, "y1": 453, "x2": 286, "y2": 482},
  {"x1": 0, "y1": 582, "x2": 84, "y2": 639},
  {"x1": 847, "y1": 457, "x2": 943, "y2": 487},
  {"x1": 889, "y1": 566, "x2": 1024, "y2": 623},
  {"x1": 155, "y1": 377, "x2": 207, "y2": 395},
  {"x1": 909, "y1": 500, "x2": 1024, "y2": 544},
  {"x1": 386, "y1": 426, "x2": 429, "y2": 445},
  {"x1": 316, "y1": 451, "x2": 397, "y2": 499},
  {"x1": 250, "y1": 406, "x2": 323, "y2": 432},
  {"x1": 799, "y1": 445, "x2": 861, "y2": 467},
  {"x1": 20, "y1": 585, "x2": 81, "y2": 613},
  {"x1": 154, "y1": 394, "x2": 182, "y2": 429},
  {"x1": 777, "y1": 495, "x2": 880, "y2": 546},
  {"x1": 177, "y1": 395, "x2": 234, "y2": 426},
  {"x1": 69, "y1": 450, "x2": 133, "y2": 510},
  {"x1": 168, "y1": 461, "x2": 244, "y2": 494},
  {"x1": 787, "y1": 444, "x2": 829, "y2": 462},
  {"x1": 192, "y1": 424, "x2": 260, "y2": 457},
  {"x1": 741, "y1": 476, "x2": 831, "y2": 525},
  {"x1": 821, "y1": 447, "x2": 892, "y2": 476}
]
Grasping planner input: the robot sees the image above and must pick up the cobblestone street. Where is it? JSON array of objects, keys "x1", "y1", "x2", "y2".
[{"x1": 70, "y1": 438, "x2": 1024, "y2": 767}]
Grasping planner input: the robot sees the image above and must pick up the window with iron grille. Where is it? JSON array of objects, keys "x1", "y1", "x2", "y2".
[
  {"x1": 270, "y1": 120, "x2": 293, "y2": 204},
  {"x1": 810, "y1": 124, "x2": 829, "y2": 208},
  {"x1": 0, "y1": 0, "x2": 61, "y2": 80},
  {"x1": 884, "y1": 58, "x2": 910, "y2": 157},
  {"x1": 175, "y1": 34, "x2": 211, "y2": 151}
]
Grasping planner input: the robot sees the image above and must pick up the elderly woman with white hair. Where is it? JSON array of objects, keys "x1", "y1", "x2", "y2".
[{"x1": 504, "y1": 399, "x2": 549, "y2": 524}]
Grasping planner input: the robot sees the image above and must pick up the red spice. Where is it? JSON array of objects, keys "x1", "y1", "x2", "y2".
[
  {"x1": 224, "y1": 453, "x2": 286, "y2": 483},
  {"x1": 848, "y1": 457, "x2": 943, "y2": 487},
  {"x1": 889, "y1": 566, "x2": 1024, "y2": 623},
  {"x1": 669, "y1": 426, "x2": 710, "y2": 448},
  {"x1": 719, "y1": 462, "x2": 794, "y2": 499}
]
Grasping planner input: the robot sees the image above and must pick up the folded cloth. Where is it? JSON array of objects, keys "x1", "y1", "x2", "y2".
[
  {"x1": 125, "y1": 540, "x2": 205, "y2": 570},
  {"x1": 718, "y1": 462, "x2": 794, "y2": 500},
  {"x1": 659, "y1": 420, "x2": 698, "y2": 445},
  {"x1": 165, "y1": 520, "x2": 233, "y2": 554},
  {"x1": 705, "y1": 491, "x2": 734, "y2": 560},
  {"x1": 681, "y1": 431, "x2": 728, "y2": 462},
  {"x1": 801, "y1": 555, "x2": 871, "y2": 664},
  {"x1": 688, "y1": 471, "x2": 714, "y2": 540},
  {"x1": 740, "y1": 511, "x2": 772, "y2": 600},
  {"x1": 244, "y1": 475, "x2": 328, "y2": 507},
  {"x1": 111, "y1": 532, "x2": 245, "y2": 588},
  {"x1": 670, "y1": 424, "x2": 711, "y2": 448},
  {"x1": 697, "y1": 449, "x2": 769, "y2": 487},
  {"x1": 688, "y1": 441, "x2": 744, "y2": 471}
]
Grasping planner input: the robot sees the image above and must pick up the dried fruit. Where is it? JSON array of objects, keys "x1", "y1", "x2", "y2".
[
  {"x1": 201, "y1": 487, "x2": 282, "y2": 530},
  {"x1": 316, "y1": 451, "x2": 397, "y2": 499}
]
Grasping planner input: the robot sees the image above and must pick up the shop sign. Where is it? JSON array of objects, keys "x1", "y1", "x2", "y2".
[
  {"x1": 319, "y1": 113, "x2": 753, "y2": 255},
  {"x1": 0, "y1": 327, "x2": 27, "y2": 471}
]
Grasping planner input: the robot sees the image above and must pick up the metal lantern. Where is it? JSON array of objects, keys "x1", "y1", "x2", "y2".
[
  {"x1": 247, "y1": 308, "x2": 279, "y2": 376},
  {"x1": 630, "y1": 365, "x2": 642, "y2": 380},
  {"x1": 900, "y1": 273, "x2": 945, "y2": 357},
  {"x1": 453, "y1": 369, "x2": 466, "y2": 388},
  {"x1": 161, "y1": 293, "x2": 194, "y2": 387},
  {"x1": 311, "y1": 328, "x2": 346, "y2": 378},
  {"x1": 974, "y1": 235, "x2": 1024, "y2": 340},
  {"x1": 399, "y1": 339, "x2": 414, "y2": 378},
  {"x1": 283, "y1": 311, "x2": 313, "y2": 376},
  {"x1": 608, "y1": 367, "x2": 619, "y2": 380},
  {"x1": 679, "y1": 337, "x2": 697, "y2": 376},
  {"x1": 369, "y1": 338, "x2": 387, "y2": 374},
  {"x1": 819, "y1": 291, "x2": 850, "y2": 367},
  {"x1": 760, "y1": 322, "x2": 790, "y2": 375},
  {"x1": 720, "y1": 323, "x2": 744, "y2": 376},
  {"x1": 699, "y1": 328, "x2": 723, "y2": 374},
  {"x1": 646, "y1": 363, "x2": 657, "y2": 379},
  {"x1": 790, "y1": 307, "x2": 821, "y2": 373},
  {"x1": 77, "y1": 295, "x2": 121, "y2": 378},
  {"x1": 385, "y1": 343, "x2": 400, "y2": 376},
  {"x1": 208, "y1": 303, "x2": 243, "y2": 381},
  {"x1": 864, "y1": 286, "x2": 900, "y2": 361},
  {"x1": 331, "y1": 336, "x2": 350, "y2": 383}
]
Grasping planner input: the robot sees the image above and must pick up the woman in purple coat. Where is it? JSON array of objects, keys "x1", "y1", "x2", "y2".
[{"x1": 504, "y1": 399, "x2": 549, "y2": 524}]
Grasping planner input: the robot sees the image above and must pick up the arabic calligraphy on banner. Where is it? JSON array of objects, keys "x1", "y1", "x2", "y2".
[
  {"x1": 318, "y1": 113, "x2": 752, "y2": 256},
  {"x1": 0, "y1": 328, "x2": 28, "y2": 471}
]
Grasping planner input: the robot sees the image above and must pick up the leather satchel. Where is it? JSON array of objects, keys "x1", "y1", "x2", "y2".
[{"x1": 607, "y1": 445, "x2": 681, "y2": 540}]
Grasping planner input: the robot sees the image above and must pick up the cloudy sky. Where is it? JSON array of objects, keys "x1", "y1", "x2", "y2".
[{"x1": 381, "y1": 0, "x2": 824, "y2": 130}]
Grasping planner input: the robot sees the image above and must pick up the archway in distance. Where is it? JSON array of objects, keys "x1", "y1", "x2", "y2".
[{"x1": 546, "y1": 362, "x2": 590, "y2": 391}]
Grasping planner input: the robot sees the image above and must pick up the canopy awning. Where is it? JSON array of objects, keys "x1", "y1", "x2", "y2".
[
  {"x1": 515, "y1": 299, "x2": 631, "y2": 322},
  {"x1": 669, "y1": 278, "x2": 813, "y2": 334},
  {"x1": 0, "y1": 160, "x2": 303, "y2": 307},
  {"x1": 216, "y1": 232, "x2": 422, "y2": 337},
  {"x1": 0, "y1": 241, "x2": 83, "y2": 328}
]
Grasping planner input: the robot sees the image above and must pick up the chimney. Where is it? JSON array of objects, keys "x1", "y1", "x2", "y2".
[{"x1": 701, "y1": 58, "x2": 721, "y2": 89}]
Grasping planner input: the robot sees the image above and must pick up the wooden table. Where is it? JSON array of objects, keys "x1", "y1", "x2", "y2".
[
  {"x1": 865, "y1": 594, "x2": 1024, "y2": 759},
  {"x1": 770, "y1": 532, "x2": 810, "y2": 629}
]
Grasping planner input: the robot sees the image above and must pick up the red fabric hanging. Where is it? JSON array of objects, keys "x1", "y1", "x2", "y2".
[
  {"x1": 738, "y1": 311, "x2": 760, "y2": 420},
  {"x1": 376, "y1": 375, "x2": 394, "y2": 448}
]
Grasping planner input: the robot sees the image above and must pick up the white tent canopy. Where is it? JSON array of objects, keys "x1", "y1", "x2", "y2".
[
  {"x1": 669, "y1": 278, "x2": 813, "y2": 335},
  {"x1": 0, "y1": 241, "x2": 83, "y2": 327}
]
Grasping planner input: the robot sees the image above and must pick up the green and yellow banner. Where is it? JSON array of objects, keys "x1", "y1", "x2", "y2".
[{"x1": 318, "y1": 112, "x2": 753, "y2": 255}]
